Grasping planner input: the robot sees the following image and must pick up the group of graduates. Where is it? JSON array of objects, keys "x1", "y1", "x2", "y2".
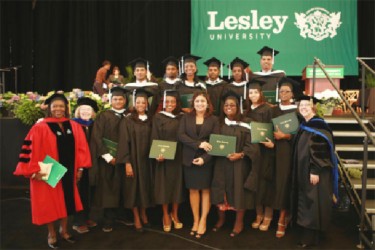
[{"x1": 14, "y1": 46, "x2": 338, "y2": 249}]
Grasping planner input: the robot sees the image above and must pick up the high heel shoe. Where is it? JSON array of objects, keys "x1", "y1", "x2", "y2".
[
  {"x1": 259, "y1": 217, "x2": 272, "y2": 231},
  {"x1": 163, "y1": 216, "x2": 171, "y2": 232},
  {"x1": 59, "y1": 233, "x2": 76, "y2": 244},
  {"x1": 190, "y1": 223, "x2": 198, "y2": 236},
  {"x1": 276, "y1": 223, "x2": 286, "y2": 238},
  {"x1": 170, "y1": 214, "x2": 183, "y2": 229},
  {"x1": 47, "y1": 235, "x2": 59, "y2": 249},
  {"x1": 195, "y1": 231, "x2": 206, "y2": 239},
  {"x1": 251, "y1": 215, "x2": 264, "y2": 229}
]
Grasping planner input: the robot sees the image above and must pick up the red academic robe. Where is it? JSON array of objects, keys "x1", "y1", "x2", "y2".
[{"x1": 14, "y1": 117, "x2": 92, "y2": 225}]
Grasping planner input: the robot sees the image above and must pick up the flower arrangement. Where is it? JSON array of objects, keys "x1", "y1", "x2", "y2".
[
  {"x1": 0, "y1": 90, "x2": 110, "y2": 125},
  {"x1": 317, "y1": 97, "x2": 343, "y2": 116}
]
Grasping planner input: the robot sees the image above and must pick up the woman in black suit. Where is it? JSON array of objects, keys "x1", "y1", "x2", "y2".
[{"x1": 178, "y1": 92, "x2": 219, "y2": 239}]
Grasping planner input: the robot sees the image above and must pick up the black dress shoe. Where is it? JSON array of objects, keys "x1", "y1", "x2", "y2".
[
  {"x1": 230, "y1": 230, "x2": 242, "y2": 237},
  {"x1": 116, "y1": 218, "x2": 134, "y2": 226},
  {"x1": 212, "y1": 226, "x2": 222, "y2": 232}
]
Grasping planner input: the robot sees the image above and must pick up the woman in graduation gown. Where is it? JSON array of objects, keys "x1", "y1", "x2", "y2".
[
  {"x1": 245, "y1": 80, "x2": 276, "y2": 232},
  {"x1": 71, "y1": 97, "x2": 99, "y2": 233},
  {"x1": 90, "y1": 87, "x2": 129, "y2": 232},
  {"x1": 14, "y1": 93, "x2": 92, "y2": 248},
  {"x1": 178, "y1": 91, "x2": 219, "y2": 238},
  {"x1": 211, "y1": 91, "x2": 260, "y2": 237},
  {"x1": 151, "y1": 90, "x2": 185, "y2": 232},
  {"x1": 271, "y1": 77, "x2": 303, "y2": 238},
  {"x1": 178, "y1": 54, "x2": 207, "y2": 113},
  {"x1": 223, "y1": 57, "x2": 250, "y2": 110},
  {"x1": 117, "y1": 88, "x2": 153, "y2": 233},
  {"x1": 290, "y1": 96, "x2": 338, "y2": 248}
]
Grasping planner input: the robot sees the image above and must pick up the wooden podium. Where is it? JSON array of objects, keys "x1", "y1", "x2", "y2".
[{"x1": 302, "y1": 65, "x2": 344, "y2": 95}]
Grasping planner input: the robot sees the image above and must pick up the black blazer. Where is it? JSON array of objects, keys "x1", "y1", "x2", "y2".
[{"x1": 178, "y1": 113, "x2": 219, "y2": 166}]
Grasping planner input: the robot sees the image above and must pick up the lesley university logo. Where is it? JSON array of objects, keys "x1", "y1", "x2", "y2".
[
  {"x1": 206, "y1": 8, "x2": 342, "y2": 42},
  {"x1": 294, "y1": 7, "x2": 342, "y2": 41}
]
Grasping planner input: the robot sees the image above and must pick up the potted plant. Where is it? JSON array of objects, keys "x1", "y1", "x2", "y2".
[{"x1": 318, "y1": 97, "x2": 342, "y2": 116}]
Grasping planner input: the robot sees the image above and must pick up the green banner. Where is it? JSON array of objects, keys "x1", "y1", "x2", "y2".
[{"x1": 191, "y1": 0, "x2": 358, "y2": 76}]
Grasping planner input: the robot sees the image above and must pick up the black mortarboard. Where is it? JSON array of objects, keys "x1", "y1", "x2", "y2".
[
  {"x1": 131, "y1": 88, "x2": 152, "y2": 107},
  {"x1": 228, "y1": 57, "x2": 249, "y2": 69},
  {"x1": 110, "y1": 86, "x2": 127, "y2": 98},
  {"x1": 278, "y1": 77, "x2": 303, "y2": 100},
  {"x1": 203, "y1": 57, "x2": 224, "y2": 68},
  {"x1": 221, "y1": 90, "x2": 241, "y2": 102},
  {"x1": 161, "y1": 56, "x2": 179, "y2": 68},
  {"x1": 297, "y1": 95, "x2": 321, "y2": 104},
  {"x1": 44, "y1": 93, "x2": 68, "y2": 106},
  {"x1": 77, "y1": 97, "x2": 99, "y2": 112},
  {"x1": 257, "y1": 46, "x2": 280, "y2": 57},
  {"x1": 128, "y1": 57, "x2": 150, "y2": 69},
  {"x1": 246, "y1": 79, "x2": 266, "y2": 90},
  {"x1": 181, "y1": 54, "x2": 202, "y2": 64}
]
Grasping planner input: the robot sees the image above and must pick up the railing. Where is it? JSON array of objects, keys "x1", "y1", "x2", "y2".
[
  {"x1": 313, "y1": 57, "x2": 375, "y2": 249},
  {"x1": 357, "y1": 57, "x2": 375, "y2": 119}
]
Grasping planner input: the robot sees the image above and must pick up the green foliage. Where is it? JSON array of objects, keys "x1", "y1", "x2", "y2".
[
  {"x1": 365, "y1": 71, "x2": 375, "y2": 88},
  {"x1": 13, "y1": 100, "x2": 45, "y2": 126},
  {"x1": 347, "y1": 168, "x2": 362, "y2": 179}
]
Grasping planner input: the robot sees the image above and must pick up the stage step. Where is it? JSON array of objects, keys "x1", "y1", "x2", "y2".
[
  {"x1": 365, "y1": 200, "x2": 375, "y2": 214},
  {"x1": 336, "y1": 144, "x2": 375, "y2": 152},
  {"x1": 342, "y1": 160, "x2": 375, "y2": 169},
  {"x1": 333, "y1": 131, "x2": 375, "y2": 137},
  {"x1": 325, "y1": 117, "x2": 370, "y2": 124},
  {"x1": 350, "y1": 178, "x2": 375, "y2": 190}
]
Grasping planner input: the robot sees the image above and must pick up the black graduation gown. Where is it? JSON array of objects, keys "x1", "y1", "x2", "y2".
[
  {"x1": 117, "y1": 115, "x2": 153, "y2": 208},
  {"x1": 246, "y1": 104, "x2": 275, "y2": 206},
  {"x1": 177, "y1": 80, "x2": 207, "y2": 98},
  {"x1": 222, "y1": 81, "x2": 248, "y2": 109},
  {"x1": 206, "y1": 80, "x2": 227, "y2": 116},
  {"x1": 158, "y1": 80, "x2": 181, "y2": 96},
  {"x1": 291, "y1": 116, "x2": 334, "y2": 231},
  {"x1": 251, "y1": 70, "x2": 286, "y2": 91},
  {"x1": 90, "y1": 110, "x2": 126, "y2": 208},
  {"x1": 124, "y1": 83, "x2": 160, "y2": 116},
  {"x1": 271, "y1": 106, "x2": 297, "y2": 210},
  {"x1": 211, "y1": 118, "x2": 260, "y2": 210},
  {"x1": 151, "y1": 112, "x2": 185, "y2": 204}
]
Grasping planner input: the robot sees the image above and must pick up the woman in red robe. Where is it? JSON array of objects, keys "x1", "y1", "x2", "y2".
[{"x1": 14, "y1": 93, "x2": 92, "y2": 249}]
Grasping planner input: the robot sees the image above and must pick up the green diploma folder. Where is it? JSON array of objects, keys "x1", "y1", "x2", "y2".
[
  {"x1": 208, "y1": 134, "x2": 236, "y2": 157},
  {"x1": 180, "y1": 93, "x2": 194, "y2": 108},
  {"x1": 263, "y1": 90, "x2": 277, "y2": 104},
  {"x1": 272, "y1": 112, "x2": 299, "y2": 134},
  {"x1": 149, "y1": 140, "x2": 177, "y2": 160},
  {"x1": 250, "y1": 122, "x2": 274, "y2": 143},
  {"x1": 103, "y1": 138, "x2": 118, "y2": 157},
  {"x1": 42, "y1": 155, "x2": 68, "y2": 188}
]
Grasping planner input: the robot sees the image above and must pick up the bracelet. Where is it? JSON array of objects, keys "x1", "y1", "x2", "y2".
[{"x1": 78, "y1": 168, "x2": 84, "y2": 171}]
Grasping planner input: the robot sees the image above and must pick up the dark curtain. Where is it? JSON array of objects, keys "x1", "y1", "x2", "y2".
[{"x1": 0, "y1": 0, "x2": 373, "y2": 94}]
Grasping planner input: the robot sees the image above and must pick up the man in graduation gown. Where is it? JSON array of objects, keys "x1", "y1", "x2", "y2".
[
  {"x1": 251, "y1": 46, "x2": 286, "y2": 91},
  {"x1": 204, "y1": 57, "x2": 227, "y2": 116},
  {"x1": 123, "y1": 58, "x2": 160, "y2": 116},
  {"x1": 90, "y1": 87, "x2": 132, "y2": 232}
]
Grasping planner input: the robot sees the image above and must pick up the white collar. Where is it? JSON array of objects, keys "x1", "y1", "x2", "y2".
[
  {"x1": 165, "y1": 77, "x2": 180, "y2": 84},
  {"x1": 253, "y1": 70, "x2": 285, "y2": 76},
  {"x1": 224, "y1": 117, "x2": 251, "y2": 130},
  {"x1": 279, "y1": 104, "x2": 297, "y2": 110},
  {"x1": 206, "y1": 78, "x2": 222, "y2": 85},
  {"x1": 159, "y1": 111, "x2": 176, "y2": 118},
  {"x1": 184, "y1": 81, "x2": 206, "y2": 90},
  {"x1": 111, "y1": 108, "x2": 126, "y2": 113},
  {"x1": 230, "y1": 81, "x2": 247, "y2": 87},
  {"x1": 125, "y1": 82, "x2": 158, "y2": 88},
  {"x1": 138, "y1": 114, "x2": 148, "y2": 121}
]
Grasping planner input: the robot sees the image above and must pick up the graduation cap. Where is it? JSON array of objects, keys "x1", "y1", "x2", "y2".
[
  {"x1": 128, "y1": 57, "x2": 150, "y2": 69},
  {"x1": 77, "y1": 97, "x2": 99, "y2": 112},
  {"x1": 181, "y1": 54, "x2": 202, "y2": 64},
  {"x1": 203, "y1": 57, "x2": 224, "y2": 68},
  {"x1": 297, "y1": 95, "x2": 321, "y2": 105},
  {"x1": 44, "y1": 93, "x2": 68, "y2": 106},
  {"x1": 257, "y1": 46, "x2": 280, "y2": 57},
  {"x1": 246, "y1": 79, "x2": 266, "y2": 90},
  {"x1": 278, "y1": 77, "x2": 303, "y2": 100},
  {"x1": 110, "y1": 86, "x2": 127, "y2": 98},
  {"x1": 162, "y1": 89, "x2": 180, "y2": 110},
  {"x1": 228, "y1": 57, "x2": 249, "y2": 69},
  {"x1": 161, "y1": 56, "x2": 179, "y2": 68}
]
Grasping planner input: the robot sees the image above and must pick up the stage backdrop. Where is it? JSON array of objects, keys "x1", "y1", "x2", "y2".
[{"x1": 191, "y1": 0, "x2": 358, "y2": 76}]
